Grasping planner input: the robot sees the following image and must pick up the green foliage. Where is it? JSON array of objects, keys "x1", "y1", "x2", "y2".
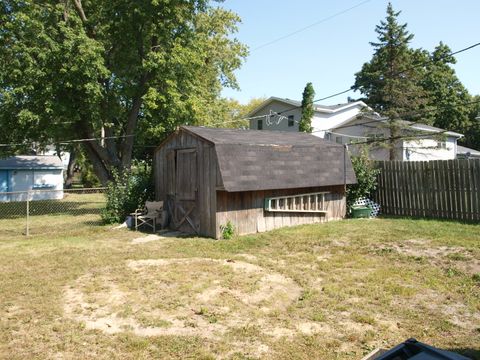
[
  {"x1": 354, "y1": 3, "x2": 479, "y2": 153},
  {"x1": 353, "y1": 3, "x2": 429, "y2": 159},
  {"x1": 346, "y1": 151, "x2": 380, "y2": 213},
  {"x1": 0, "y1": 1, "x2": 247, "y2": 182},
  {"x1": 199, "y1": 97, "x2": 267, "y2": 130},
  {"x1": 421, "y1": 43, "x2": 473, "y2": 134},
  {"x1": 300, "y1": 83, "x2": 315, "y2": 133},
  {"x1": 101, "y1": 164, "x2": 154, "y2": 224},
  {"x1": 461, "y1": 95, "x2": 480, "y2": 151},
  {"x1": 220, "y1": 220, "x2": 235, "y2": 240}
]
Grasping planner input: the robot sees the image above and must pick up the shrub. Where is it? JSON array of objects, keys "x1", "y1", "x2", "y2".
[
  {"x1": 220, "y1": 220, "x2": 235, "y2": 240},
  {"x1": 101, "y1": 163, "x2": 155, "y2": 224},
  {"x1": 346, "y1": 151, "x2": 380, "y2": 214}
]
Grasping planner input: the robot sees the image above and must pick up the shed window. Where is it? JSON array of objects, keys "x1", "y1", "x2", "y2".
[
  {"x1": 257, "y1": 119, "x2": 263, "y2": 130},
  {"x1": 288, "y1": 115, "x2": 294, "y2": 127},
  {"x1": 335, "y1": 136, "x2": 343, "y2": 144}
]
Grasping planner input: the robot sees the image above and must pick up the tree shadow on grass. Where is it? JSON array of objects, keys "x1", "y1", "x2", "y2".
[
  {"x1": 378, "y1": 215, "x2": 480, "y2": 226},
  {"x1": 0, "y1": 201, "x2": 104, "y2": 219}
]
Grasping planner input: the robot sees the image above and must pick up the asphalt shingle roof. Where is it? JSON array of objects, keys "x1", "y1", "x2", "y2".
[
  {"x1": 0, "y1": 156, "x2": 63, "y2": 170},
  {"x1": 182, "y1": 126, "x2": 357, "y2": 192}
]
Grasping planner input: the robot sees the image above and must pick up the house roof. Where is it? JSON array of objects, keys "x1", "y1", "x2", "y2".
[
  {"x1": 457, "y1": 145, "x2": 480, "y2": 157},
  {"x1": 331, "y1": 114, "x2": 464, "y2": 138},
  {"x1": 181, "y1": 126, "x2": 357, "y2": 192},
  {"x1": 0, "y1": 155, "x2": 64, "y2": 170},
  {"x1": 407, "y1": 123, "x2": 463, "y2": 138},
  {"x1": 247, "y1": 96, "x2": 368, "y2": 118}
]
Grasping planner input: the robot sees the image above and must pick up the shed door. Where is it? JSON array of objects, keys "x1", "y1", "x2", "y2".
[
  {"x1": 171, "y1": 149, "x2": 199, "y2": 234},
  {"x1": 176, "y1": 149, "x2": 197, "y2": 200}
]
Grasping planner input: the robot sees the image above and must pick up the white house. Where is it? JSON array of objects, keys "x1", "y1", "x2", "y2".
[
  {"x1": 0, "y1": 156, "x2": 64, "y2": 202},
  {"x1": 248, "y1": 97, "x2": 469, "y2": 161},
  {"x1": 328, "y1": 115, "x2": 464, "y2": 161},
  {"x1": 248, "y1": 97, "x2": 367, "y2": 135}
]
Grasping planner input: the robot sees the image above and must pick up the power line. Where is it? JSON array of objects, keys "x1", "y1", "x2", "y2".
[
  {"x1": 273, "y1": 41, "x2": 480, "y2": 117},
  {"x1": 0, "y1": 134, "x2": 135, "y2": 148},
  {"x1": 316, "y1": 98, "x2": 480, "y2": 133},
  {"x1": 252, "y1": 0, "x2": 372, "y2": 51}
]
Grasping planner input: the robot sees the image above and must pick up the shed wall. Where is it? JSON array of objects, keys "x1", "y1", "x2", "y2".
[
  {"x1": 154, "y1": 130, "x2": 218, "y2": 237},
  {"x1": 215, "y1": 185, "x2": 346, "y2": 238}
]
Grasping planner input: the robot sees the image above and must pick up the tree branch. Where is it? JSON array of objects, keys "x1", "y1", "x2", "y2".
[{"x1": 72, "y1": 0, "x2": 87, "y2": 23}]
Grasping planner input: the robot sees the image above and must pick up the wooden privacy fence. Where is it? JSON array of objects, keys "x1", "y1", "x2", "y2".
[{"x1": 374, "y1": 159, "x2": 480, "y2": 221}]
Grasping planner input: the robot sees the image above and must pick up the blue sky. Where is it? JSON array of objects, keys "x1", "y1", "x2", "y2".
[{"x1": 221, "y1": 0, "x2": 480, "y2": 105}]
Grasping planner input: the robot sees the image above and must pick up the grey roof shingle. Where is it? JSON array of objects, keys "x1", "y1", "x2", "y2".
[
  {"x1": 0, "y1": 155, "x2": 63, "y2": 170},
  {"x1": 182, "y1": 126, "x2": 356, "y2": 192}
]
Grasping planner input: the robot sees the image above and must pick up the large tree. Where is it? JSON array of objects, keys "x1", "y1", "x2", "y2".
[
  {"x1": 299, "y1": 82, "x2": 315, "y2": 133},
  {"x1": 0, "y1": 0, "x2": 247, "y2": 184},
  {"x1": 353, "y1": 3, "x2": 428, "y2": 159},
  {"x1": 421, "y1": 42, "x2": 472, "y2": 133}
]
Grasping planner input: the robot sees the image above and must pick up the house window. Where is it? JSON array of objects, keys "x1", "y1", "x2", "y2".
[
  {"x1": 288, "y1": 115, "x2": 294, "y2": 127},
  {"x1": 257, "y1": 119, "x2": 263, "y2": 130},
  {"x1": 335, "y1": 136, "x2": 343, "y2": 144},
  {"x1": 437, "y1": 141, "x2": 447, "y2": 149}
]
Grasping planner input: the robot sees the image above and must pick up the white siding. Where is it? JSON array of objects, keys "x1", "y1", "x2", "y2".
[
  {"x1": 1, "y1": 169, "x2": 64, "y2": 202},
  {"x1": 311, "y1": 106, "x2": 363, "y2": 138},
  {"x1": 402, "y1": 137, "x2": 457, "y2": 161},
  {"x1": 249, "y1": 100, "x2": 301, "y2": 132},
  {"x1": 249, "y1": 100, "x2": 364, "y2": 134}
]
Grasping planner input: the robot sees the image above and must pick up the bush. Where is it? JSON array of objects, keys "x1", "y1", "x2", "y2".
[
  {"x1": 346, "y1": 151, "x2": 380, "y2": 214},
  {"x1": 101, "y1": 164, "x2": 155, "y2": 224},
  {"x1": 220, "y1": 220, "x2": 235, "y2": 240}
]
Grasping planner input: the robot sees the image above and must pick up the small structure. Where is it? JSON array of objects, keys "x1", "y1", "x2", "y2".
[
  {"x1": 154, "y1": 126, "x2": 356, "y2": 238},
  {"x1": 0, "y1": 155, "x2": 64, "y2": 202}
]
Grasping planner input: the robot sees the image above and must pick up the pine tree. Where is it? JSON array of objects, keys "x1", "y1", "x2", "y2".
[
  {"x1": 353, "y1": 3, "x2": 428, "y2": 160},
  {"x1": 299, "y1": 82, "x2": 315, "y2": 133}
]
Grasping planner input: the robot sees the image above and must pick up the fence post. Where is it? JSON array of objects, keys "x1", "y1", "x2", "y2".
[{"x1": 26, "y1": 190, "x2": 30, "y2": 236}]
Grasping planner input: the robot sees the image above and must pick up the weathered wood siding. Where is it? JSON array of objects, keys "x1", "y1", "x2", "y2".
[
  {"x1": 215, "y1": 185, "x2": 346, "y2": 238},
  {"x1": 375, "y1": 159, "x2": 480, "y2": 221},
  {"x1": 154, "y1": 130, "x2": 218, "y2": 237}
]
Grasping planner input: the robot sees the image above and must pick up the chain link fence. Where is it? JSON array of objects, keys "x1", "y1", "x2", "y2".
[{"x1": 0, "y1": 188, "x2": 107, "y2": 238}]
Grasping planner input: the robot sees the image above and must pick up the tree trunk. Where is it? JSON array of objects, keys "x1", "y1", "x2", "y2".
[
  {"x1": 64, "y1": 147, "x2": 77, "y2": 188},
  {"x1": 82, "y1": 142, "x2": 111, "y2": 185}
]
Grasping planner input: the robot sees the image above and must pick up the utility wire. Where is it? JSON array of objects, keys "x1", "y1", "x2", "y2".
[
  {"x1": 316, "y1": 98, "x2": 480, "y2": 133},
  {"x1": 272, "y1": 41, "x2": 480, "y2": 118},
  {"x1": 252, "y1": 0, "x2": 372, "y2": 51},
  {"x1": 0, "y1": 135, "x2": 135, "y2": 148},
  {"x1": 214, "y1": 40, "x2": 480, "y2": 129}
]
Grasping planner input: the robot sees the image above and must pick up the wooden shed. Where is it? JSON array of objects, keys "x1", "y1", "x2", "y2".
[{"x1": 154, "y1": 126, "x2": 356, "y2": 238}]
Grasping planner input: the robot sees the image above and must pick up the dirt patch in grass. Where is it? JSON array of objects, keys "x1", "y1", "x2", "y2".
[
  {"x1": 376, "y1": 240, "x2": 480, "y2": 275},
  {"x1": 63, "y1": 257, "x2": 330, "y2": 355}
]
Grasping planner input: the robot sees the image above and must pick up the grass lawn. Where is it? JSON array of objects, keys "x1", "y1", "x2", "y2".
[
  {"x1": 0, "y1": 192, "x2": 106, "y2": 238},
  {"x1": 0, "y1": 218, "x2": 479, "y2": 359}
]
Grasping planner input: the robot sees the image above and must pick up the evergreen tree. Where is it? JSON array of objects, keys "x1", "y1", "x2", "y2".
[
  {"x1": 299, "y1": 82, "x2": 315, "y2": 133},
  {"x1": 353, "y1": 3, "x2": 428, "y2": 159}
]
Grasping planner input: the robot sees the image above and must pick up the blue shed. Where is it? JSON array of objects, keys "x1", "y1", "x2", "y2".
[{"x1": 0, "y1": 156, "x2": 64, "y2": 202}]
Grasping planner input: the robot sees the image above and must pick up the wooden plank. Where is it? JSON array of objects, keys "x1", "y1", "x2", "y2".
[
  {"x1": 474, "y1": 160, "x2": 480, "y2": 221},
  {"x1": 209, "y1": 148, "x2": 218, "y2": 237},
  {"x1": 453, "y1": 159, "x2": 459, "y2": 220},
  {"x1": 405, "y1": 161, "x2": 412, "y2": 216},
  {"x1": 438, "y1": 160, "x2": 444, "y2": 218}
]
